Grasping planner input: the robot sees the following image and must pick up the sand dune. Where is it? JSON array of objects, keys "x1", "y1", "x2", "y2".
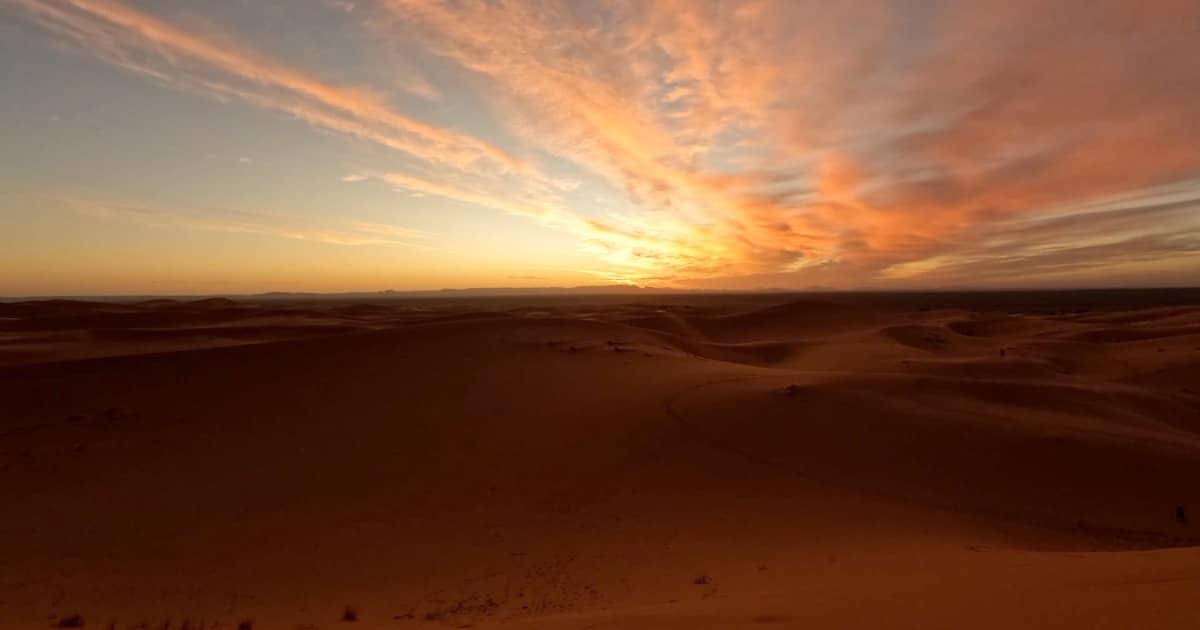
[
  {"x1": 1, "y1": 291, "x2": 1198, "y2": 629},
  {"x1": 687, "y1": 299, "x2": 888, "y2": 342}
]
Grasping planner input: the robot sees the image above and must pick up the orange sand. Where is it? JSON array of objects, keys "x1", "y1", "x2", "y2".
[{"x1": 2, "y1": 291, "x2": 1198, "y2": 629}]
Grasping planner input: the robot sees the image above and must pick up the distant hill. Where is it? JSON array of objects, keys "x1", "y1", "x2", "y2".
[
  {"x1": 0, "y1": 285, "x2": 703, "y2": 303},
  {"x1": 252, "y1": 285, "x2": 688, "y2": 300}
]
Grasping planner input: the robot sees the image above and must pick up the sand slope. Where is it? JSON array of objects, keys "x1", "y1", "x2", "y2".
[{"x1": 1, "y1": 292, "x2": 1198, "y2": 629}]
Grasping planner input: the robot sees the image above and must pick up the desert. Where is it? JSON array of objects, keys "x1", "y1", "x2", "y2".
[
  {"x1": 4, "y1": 0, "x2": 1200, "y2": 626},
  {"x1": 2, "y1": 289, "x2": 1199, "y2": 629}
]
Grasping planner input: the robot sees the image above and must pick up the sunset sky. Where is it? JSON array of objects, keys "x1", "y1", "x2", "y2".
[{"x1": 2, "y1": 0, "x2": 1198, "y2": 296}]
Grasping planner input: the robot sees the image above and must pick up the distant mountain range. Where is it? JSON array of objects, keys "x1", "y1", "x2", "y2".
[
  {"x1": 249, "y1": 285, "x2": 707, "y2": 300},
  {"x1": 1, "y1": 285, "x2": 727, "y2": 302},
  {"x1": 7, "y1": 285, "x2": 1195, "y2": 303}
]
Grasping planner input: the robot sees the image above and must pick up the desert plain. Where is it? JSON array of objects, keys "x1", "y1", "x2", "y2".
[{"x1": 2, "y1": 289, "x2": 1199, "y2": 629}]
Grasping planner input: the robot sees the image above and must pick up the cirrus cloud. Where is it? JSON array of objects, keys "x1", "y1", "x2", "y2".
[{"x1": 8, "y1": 0, "x2": 1200, "y2": 288}]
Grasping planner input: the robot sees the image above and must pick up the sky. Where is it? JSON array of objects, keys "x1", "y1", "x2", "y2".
[{"x1": 1, "y1": 0, "x2": 1198, "y2": 296}]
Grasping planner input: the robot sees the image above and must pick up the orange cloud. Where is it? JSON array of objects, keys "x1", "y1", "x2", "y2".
[
  {"x1": 384, "y1": 0, "x2": 1200, "y2": 287},
  {"x1": 14, "y1": 0, "x2": 1200, "y2": 287}
]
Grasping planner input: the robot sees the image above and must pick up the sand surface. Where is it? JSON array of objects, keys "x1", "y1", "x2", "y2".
[{"x1": 2, "y1": 291, "x2": 1199, "y2": 629}]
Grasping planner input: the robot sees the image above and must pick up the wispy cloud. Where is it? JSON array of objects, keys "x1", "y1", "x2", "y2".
[
  {"x1": 380, "y1": 0, "x2": 1200, "y2": 287},
  {"x1": 64, "y1": 197, "x2": 435, "y2": 247},
  {"x1": 5, "y1": 0, "x2": 525, "y2": 174},
  {"x1": 10, "y1": 0, "x2": 1200, "y2": 288},
  {"x1": 881, "y1": 183, "x2": 1200, "y2": 285}
]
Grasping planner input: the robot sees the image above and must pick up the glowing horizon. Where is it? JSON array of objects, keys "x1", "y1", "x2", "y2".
[{"x1": 2, "y1": 0, "x2": 1198, "y2": 296}]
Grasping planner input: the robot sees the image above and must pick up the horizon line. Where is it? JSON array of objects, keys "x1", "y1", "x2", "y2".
[{"x1": 4, "y1": 284, "x2": 1200, "y2": 303}]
